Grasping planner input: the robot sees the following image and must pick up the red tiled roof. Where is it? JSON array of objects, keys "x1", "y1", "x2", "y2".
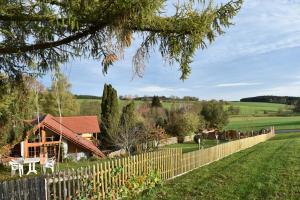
[
  {"x1": 53, "y1": 116, "x2": 100, "y2": 134},
  {"x1": 30, "y1": 114, "x2": 105, "y2": 158}
]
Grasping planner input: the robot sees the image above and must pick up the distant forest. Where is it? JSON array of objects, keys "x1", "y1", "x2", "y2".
[
  {"x1": 75, "y1": 95, "x2": 102, "y2": 100},
  {"x1": 75, "y1": 95, "x2": 199, "y2": 102},
  {"x1": 240, "y1": 96, "x2": 300, "y2": 105}
]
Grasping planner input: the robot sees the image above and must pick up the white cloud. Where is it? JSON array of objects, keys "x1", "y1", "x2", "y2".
[
  {"x1": 196, "y1": 0, "x2": 300, "y2": 65},
  {"x1": 137, "y1": 85, "x2": 189, "y2": 93},
  {"x1": 216, "y1": 82, "x2": 262, "y2": 87},
  {"x1": 257, "y1": 85, "x2": 300, "y2": 97}
]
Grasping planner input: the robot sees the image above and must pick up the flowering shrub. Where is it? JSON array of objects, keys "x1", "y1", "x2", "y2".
[
  {"x1": 108, "y1": 169, "x2": 161, "y2": 199},
  {"x1": 73, "y1": 168, "x2": 161, "y2": 200}
]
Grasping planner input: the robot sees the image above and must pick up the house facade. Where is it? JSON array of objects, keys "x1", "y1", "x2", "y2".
[{"x1": 14, "y1": 114, "x2": 105, "y2": 161}]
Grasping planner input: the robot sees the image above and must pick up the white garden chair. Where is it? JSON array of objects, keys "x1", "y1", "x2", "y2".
[
  {"x1": 9, "y1": 160, "x2": 24, "y2": 177},
  {"x1": 43, "y1": 157, "x2": 55, "y2": 173}
]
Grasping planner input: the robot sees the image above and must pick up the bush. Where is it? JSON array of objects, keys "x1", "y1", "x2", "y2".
[
  {"x1": 167, "y1": 112, "x2": 200, "y2": 137},
  {"x1": 227, "y1": 105, "x2": 240, "y2": 115},
  {"x1": 106, "y1": 169, "x2": 161, "y2": 199},
  {"x1": 151, "y1": 96, "x2": 162, "y2": 107},
  {"x1": 63, "y1": 156, "x2": 75, "y2": 163},
  {"x1": 200, "y1": 101, "x2": 228, "y2": 129},
  {"x1": 293, "y1": 101, "x2": 300, "y2": 113}
]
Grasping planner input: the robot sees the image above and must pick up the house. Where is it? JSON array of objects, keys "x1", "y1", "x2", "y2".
[{"x1": 12, "y1": 114, "x2": 105, "y2": 161}]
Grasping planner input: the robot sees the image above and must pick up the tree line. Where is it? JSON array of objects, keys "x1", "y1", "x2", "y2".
[
  {"x1": 240, "y1": 96, "x2": 300, "y2": 105},
  {"x1": 0, "y1": 75, "x2": 229, "y2": 155},
  {"x1": 241, "y1": 95, "x2": 300, "y2": 113},
  {"x1": 100, "y1": 84, "x2": 229, "y2": 153}
]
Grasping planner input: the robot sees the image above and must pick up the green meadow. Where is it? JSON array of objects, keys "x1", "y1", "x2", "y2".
[
  {"x1": 139, "y1": 132, "x2": 300, "y2": 200},
  {"x1": 227, "y1": 101, "x2": 292, "y2": 116},
  {"x1": 225, "y1": 116, "x2": 300, "y2": 131}
]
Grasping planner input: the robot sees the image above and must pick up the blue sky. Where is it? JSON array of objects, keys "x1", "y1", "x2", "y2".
[{"x1": 40, "y1": 0, "x2": 300, "y2": 101}]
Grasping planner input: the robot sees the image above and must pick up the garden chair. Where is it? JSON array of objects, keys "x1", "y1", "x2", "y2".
[
  {"x1": 43, "y1": 157, "x2": 55, "y2": 173},
  {"x1": 9, "y1": 160, "x2": 24, "y2": 177}
]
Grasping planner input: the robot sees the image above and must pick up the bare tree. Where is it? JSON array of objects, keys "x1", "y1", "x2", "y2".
[{"x1": 110, "y1": 125, "x2": 145, "y2": 156}]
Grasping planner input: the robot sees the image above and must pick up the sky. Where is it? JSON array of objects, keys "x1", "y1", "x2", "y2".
[{"x1": 40, "y1": 0, "x2": 300, "y2": 101}]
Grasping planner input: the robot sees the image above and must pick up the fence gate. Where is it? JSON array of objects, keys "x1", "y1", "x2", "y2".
[{"x1": 0, "y1": 176, "x2": 46, "y2": 200}]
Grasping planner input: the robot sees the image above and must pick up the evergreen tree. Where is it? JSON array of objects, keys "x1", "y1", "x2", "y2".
[
  {"x1": 100, "y1": 84, "x2": 119, "y2": 146},
  {"x1": 0, "y1": 0, "x2": 243, "y2": 81},
  {"x1": 151, "y1": 96, "x2": 162, "y2": 107},
  {"x1": 120, "y1": 101, "x2": 136, "y2": 131},
  {"x1": 0, "y1": 75, "x2": 38, "y2": 155}
]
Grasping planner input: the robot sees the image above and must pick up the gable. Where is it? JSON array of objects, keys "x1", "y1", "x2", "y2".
[
  {"x1": 53, "y1": 116, "x2": 100, "y2": 134},
  {"x1": 27, "y1": 114, "x2": 105, "y2": 158}
]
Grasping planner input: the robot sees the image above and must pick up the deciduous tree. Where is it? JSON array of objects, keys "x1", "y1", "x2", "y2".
[
  {"x1": 201, "y1": 100, "x2": 228, "y2": 129},
  {"x1": 42, "y1": 73, "x2": 80, "y2": 116}
]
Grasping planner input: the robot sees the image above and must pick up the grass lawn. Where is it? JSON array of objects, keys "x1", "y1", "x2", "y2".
[
  {"x1": 225, "y1": 116, "x2": 300, "y2": 131},
  {"x1": 139, "y1": 132, "x2": 300, "y2": 200},
  {"x1": 163, "y1": 140, "x2": 227, "y2": 153}
]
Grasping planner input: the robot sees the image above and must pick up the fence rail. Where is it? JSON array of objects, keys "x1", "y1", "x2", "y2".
[{"x1": 0, "y1": 128, "x2": 275, "y2": 200}]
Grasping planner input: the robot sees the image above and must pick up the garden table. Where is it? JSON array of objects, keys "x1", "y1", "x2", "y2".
[{"x1": 24, "y1": 157, "x2": 40, "y2": 175}]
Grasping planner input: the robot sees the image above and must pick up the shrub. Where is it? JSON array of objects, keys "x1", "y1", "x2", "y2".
[
  {"x1": 293, "y1": 100, "x2": 300, "y2": 113},
  {"x1": 227, "y1": 105, "x2": 240, "y2": 115},
  {"x1": 106, "y1": 169, "x2": 161, "y2": 199},
  {"x1": 63, "y1": 156, "x2": 75, "y2": 163},
  {"x1": 200, "y1": 101, "x2": 228, "y2": 129},
  {"x1": 167, "y1": 112, "x2": 200, "y2": 137},
  {"x1": 151, "y1": 96, "x2": 162, "y2": 107}
]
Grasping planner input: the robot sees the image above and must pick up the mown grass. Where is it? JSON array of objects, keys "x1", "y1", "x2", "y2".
[
  {"x1": 139, "y1": 132, "x2": 300, "y2": 200},
  {"x1": 225, "y1": 116, "x2": 300, "y2": 131}
]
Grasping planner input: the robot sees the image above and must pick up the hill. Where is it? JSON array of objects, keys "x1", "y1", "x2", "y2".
[{"x1": 240, "y1": 95, "x2": 300, "y2": 105}]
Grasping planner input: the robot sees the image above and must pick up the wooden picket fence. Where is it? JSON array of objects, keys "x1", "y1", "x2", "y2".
[
  {"x1": 0, "y1": 176, "x2": 46, "y2": 200},
  {"x1": 0, "y1": 128, "x2": 275, "y2": 200},
  {"x1": 44, "y1": 129, "x2": 275, "y2": 200}
]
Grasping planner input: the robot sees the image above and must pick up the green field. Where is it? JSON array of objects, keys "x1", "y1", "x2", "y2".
[
  {"x1": 225, "y1": 116, "x2": 300, "y2": 131},
  {"x1": 139, "y1": 132, "x2": 300, "y2": 200},
  {"x1": 227, "y1": 102, "x2": 292, "y2": 116}
]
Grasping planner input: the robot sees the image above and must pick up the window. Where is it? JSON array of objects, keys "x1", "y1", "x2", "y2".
[
  {"x1": 35, "y1": 147, "x2": 40, "y2": 157},
  {"x1": 47, "y1": 146, "x2": 55, "y2": 158},
  {"x1": 28, "y1": 147, "x2": 35, "y2": 157},
  {"x1": 28, "y1": 147, "x2": 41, "y2": 158}
]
